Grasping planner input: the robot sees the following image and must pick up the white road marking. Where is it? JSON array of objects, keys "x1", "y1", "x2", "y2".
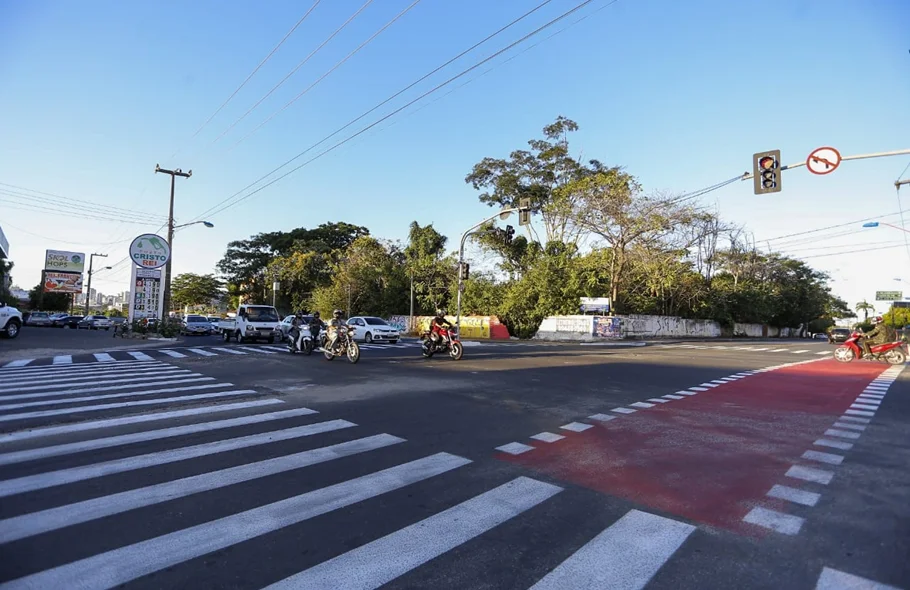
[
  {"x1": 699, "y1": 383, "x2": 719, "y2": 388},
  {"x1": 93, "y1": 352, "x2": 115, "y2": 362},
  {"x1": 0, "y1": 419, "x2": 356, "y2": 498},
  {"x1": 0, "y1": 389, "x2": 257, "y2": 423},
  {"x1": 647, "y1": 398, "x2": 671, "y2": 404},
  {"x1": 801, "y1": 450, "x2": 844, "y2": 465},
  {"x1": 663, "y1": 394, "x2": 686, "y2": 400},
  {"x1": 0, "y1": 366, "x2": 181, "y2": 388},
  {"x1": 158, "y1": 349, "x2": 187, "y2": 358},
  {"x1": 844, "y1": 409, "x2": 875, "y2": 417},
  {"x1": 611, "y1": 407, "x2": 637, "y2": 414},
  {"x1": 858, "y1": 394, "x2": 884, "y2": 400},
  {"x1": 791, "y1": 350, "x2": 810, "y2": 354},
  {"x1": 127, "y1": 351, "x2": 155, "y2": 361},
  {"x1": 630, "y1": 402, "x2": 655, "y2": 409},
  {"x1": 0, "y1": 399, "x2": 284, "y2": 444},
  {"x1": 5, "y1": 453, "x2": 472, "y2": 590},
  {"x1": 743, "y1": 506, "x2": 804, "y2": 535},
  {"x1": 531, "y1": 432, "x2": 565, "y2": 443},
  {"x1": 260, "y1": 345, "x2": 288, "y2": 352},
  {"x1": 0, "y1": 434, "x2": 404, "y2": 544},
  {"x1": 832, "y1": 422, "x2": 866, "y2": 431},
  {"x1": 587, "y1": 413, "x2": 616, "y2": 422},
  {"x1": 0, "y1": 407, "x2": 320, "y2": 466},
  {"x1": 824, "y1": 428, "x2": 861, "y2": 440},
  {"x1": 529, "y1": 509, "x2": 695, "y2": 590},
  {"x1": 0, "y1": 370, "x2": 194, "y2": 396},
  {"x1": 815, "y1": 566, "x2": 902, "y2": 590},
  {"x1": 786, "y1": 464, "x2": 834, "y2": 485},
  {"x1": 688, "y1": 387, "x2": 710, "y2": 391},
  {"x1": 751, "y1": 348, "x2": 769, "y2": 351},
  {"x1": 0, "y1": 379, "x2": 217, "y2": 410},
  {"x1": 838, "y1": 415, "x2": 871, "y2": 423},
  {"x1": 269, "y1": 477, "x2": 562, "y2": 590},
  {"x1": 187, "y1": 348, "x2": 217, "y2": 357},
  {"x1": 210, "y1": 347, "x2": 246, "y2": 355},
  {"x1": 815, "y1": 351, "x2": 831, "y2": 355},
  {"x1": 0, "y1": 360, "x2": 159, "y2": 376},
  {"x1": 769, "y1": 349, "x2": 789, "y2": 353},
  {"x1": 560, "y1": 422, "x2": 593, "y2": 432},
  {"x1": 767, "y1": 484, "x2": 821, "y2": 507},
  {"x1": 2, "y1": 359, "x2": 32, "y2": 368},
  {"x1": 676, "y1": 390, "x2": 699, "y2": 396},
  {"x1": 851, "y1": 403, "x2": 879, "y2": 411},
  {"x1": 238, "y1": 346, "x2": 276, "y2": 354},
  {"x1": 814, "y1": 438, "x2": 854, "y2": 451},
  {"x1": 51, "y1": 355, "x2": 72, "y2": 365},
  {"x1": 496, "y1": 442, "x2": 535, "y2": 455}
]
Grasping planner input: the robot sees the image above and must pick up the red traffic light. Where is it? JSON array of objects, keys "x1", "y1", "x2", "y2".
[{"x1": 758, "y1": 156, "x2": 776, "y2": 170}]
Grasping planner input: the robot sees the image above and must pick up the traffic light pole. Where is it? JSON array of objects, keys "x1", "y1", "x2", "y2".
[
  {"x1": 742, "y1": 147, "x2": 910, "y2": 182},
  {"x1": 454, "y1": 207, "x2": 519, "y2": 337}
]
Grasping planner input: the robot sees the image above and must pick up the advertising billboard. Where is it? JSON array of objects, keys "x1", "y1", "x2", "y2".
[
  {"x1": 43, "y1": 271, "x2": 83, "y2": 294},
  {"x1": 128, "y1": 266, "x2": 163, "y2": 321},
  {"x1": 45, "y1": 250, "x2": 86, "y2": 273},
  {"x1": 129, "y1": 234, "x2": 170, "y2": 269}
]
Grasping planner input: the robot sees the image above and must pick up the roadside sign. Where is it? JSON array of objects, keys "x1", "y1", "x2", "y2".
[
  {"x1": 129, "y1": 234, "x2": 170, "y2": 269},
  {"x1": 128, "y1": 266, "x2": 163, "y2": 322},
  {"x1": 44, "y1": 250, "x2": 86, "y2": 273},
  {"x1": 43, "y1": 271, "x2": 83, "y2": 293},
  {"x1": 806, "y1": 147, "x2": 841, "y2": 175},
  {"x1": 875, "y1": 290, "x2": 902, "y2": 301},
  {"x1": 580, "y1": 297, "x2": 611, "y2": 314}
]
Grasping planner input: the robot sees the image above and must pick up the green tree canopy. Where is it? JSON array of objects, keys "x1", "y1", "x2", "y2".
[{"x1": 171, "y1": 273, "x2": 225, "y2": 309}]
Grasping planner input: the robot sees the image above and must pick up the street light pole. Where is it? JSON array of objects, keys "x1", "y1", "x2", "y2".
[
  {"x1": 155, "y1": 164, "x2": 192, "y2": 322},
  {"x1": 84, "y1": 253, "x2": 108, "y2": 315},
  {"x1": 454, "y1": 207, "x2": 519, "y2": 336}
]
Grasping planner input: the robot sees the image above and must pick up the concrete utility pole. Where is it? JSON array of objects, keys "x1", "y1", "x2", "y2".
[
  {"x1": 155, "y1": 164, "x2": 192, "y2": 322},
  {"x1": 84, "y1": 253, "x2": 109, "y2": 315}
]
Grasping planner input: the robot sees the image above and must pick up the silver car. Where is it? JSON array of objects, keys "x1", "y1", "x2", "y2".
[
  {"x1": 26, "y1": 311, "x2": 53, "y2": 327},
  {"x1": 182, "y1": 315, "x2": 213, "y2": 336}
]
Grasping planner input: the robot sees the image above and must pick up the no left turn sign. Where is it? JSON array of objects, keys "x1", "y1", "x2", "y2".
[{"x1": 807, "y1": 147, "x2": 842, "y2": 175}]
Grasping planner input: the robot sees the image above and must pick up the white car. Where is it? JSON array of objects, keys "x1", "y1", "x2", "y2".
[
  {"x1": 347, "y1": 316, "x2": 400, "y2": 344},
  {"x1": 0, "y1": 301, "x2": 23, "y2": 338}
]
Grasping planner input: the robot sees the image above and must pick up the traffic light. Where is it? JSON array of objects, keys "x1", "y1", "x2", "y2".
[
  {"x1": 504, "y1": 225, "x2": 515, "y2": 245},
  {"x1": 460, "y1": 262, "x2": 470, "y2": 281},
  {"x1": 752, "y1": 150, "x2": 782, "y2": 195},
  {"x1": 518, "y1": 198, "x2": 531, "y2": 226}
]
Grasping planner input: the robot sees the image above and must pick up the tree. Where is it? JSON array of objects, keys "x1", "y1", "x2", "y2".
[
  {"x1": 465, "y1": 116, "x2": 589, "y2": 243},
  {"x1": 171, "y1": 273, "x2": 224, "y2": 309},
  {"x1": 855, "y1": 300, "x2": 874, "y2": 321},
  {"x1": 266, "y1": 250, "x2": 332, "y2": 313},
  {"x1": 404, "y1": 222, "x2": 455, "y2": 314},
  {"x1": 28, "y1": 284, "x2": 70, "y2": 311}
]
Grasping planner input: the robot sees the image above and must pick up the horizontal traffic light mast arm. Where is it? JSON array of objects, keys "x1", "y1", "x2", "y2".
[{"x1": 741, "y1": 147, "x2": 910, "y2": 181}]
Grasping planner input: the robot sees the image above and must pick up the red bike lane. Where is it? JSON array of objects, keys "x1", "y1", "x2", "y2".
[{"x1": 499, "y1": 359, "x2": 890, "y2": 534}]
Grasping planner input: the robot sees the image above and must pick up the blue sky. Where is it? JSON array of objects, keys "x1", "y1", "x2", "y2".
[{"x1": 1, "y1": 0, "x2": 909, "y2": 315}]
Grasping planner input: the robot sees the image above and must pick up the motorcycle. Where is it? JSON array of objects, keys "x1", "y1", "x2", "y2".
[
  {"x1": 834, "y1": 331, "x2": 906, "y2": 365},
  {"x1": 420, "y1": 326, "x2": 463, "y2": 360},
  {"x1": 286, "y1": 324, "x2": 314, "y2": 355},
  {"x1": 323, "y1": 325, "x2": 360, "y2": 363}
]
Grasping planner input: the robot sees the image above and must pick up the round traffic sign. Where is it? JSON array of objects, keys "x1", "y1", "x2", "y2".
[
  {"x1": 806, "y1": 147, "x2": 841, "y2": 175},
  {"x1": 129, "y1": 234, "x2": 171, "y2": 269}
]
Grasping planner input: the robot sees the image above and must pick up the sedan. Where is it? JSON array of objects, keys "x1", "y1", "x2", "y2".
[
  {"x1": 78, "y1": 315, "x2": 111, "y2": 330},
  {"x1": 26, "y1": 311, "x2": 53, "y2": 327},
  {"x1": 182, "y1": 315, "x2": 213, "y2": 336},
  {"x1": 347, "y1": 316, "x2": 400, "y2": 344},
  {"x1": 55, "y1": 315, "x2": 84, "y2": 329}
]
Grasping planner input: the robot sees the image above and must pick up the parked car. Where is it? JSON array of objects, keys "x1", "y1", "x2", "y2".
[
  {"x1": 182, "y1": 314, "x2": 213, "y2": 336},
  {"x1": 278, "y1": 314, "x2": 314, "y2": 341},
  {"x1": 55, "y1": 315, "x2": 84, "y2": 329},
  {"x1": 26, "y1": 311, "x2": 53, "y2": 327},
  {"x1": 828, "y1": 328, "x2": 851, "y2": 343},
  {"x1": 78, "y1": 315, "x2": 112, "y2": 330},
  {"x1": 0, "y1": 301, "x2": 23, "y2": 338},
  {"x1": 347, "y1": 316, "x2": 400, "y2": 344}
]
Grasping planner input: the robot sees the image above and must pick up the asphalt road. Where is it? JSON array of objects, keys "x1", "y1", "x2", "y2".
[{"x1": 0, "y1": 333, "x2": 906, "y2": 589}]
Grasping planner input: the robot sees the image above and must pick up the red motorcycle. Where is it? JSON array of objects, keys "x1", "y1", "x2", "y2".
[
  {"x1": 420, "y1": 325, "x2": 464, "y2": 360},
  {"x1": 834, "y1": 331, "x2": 906, "y2": 365}
]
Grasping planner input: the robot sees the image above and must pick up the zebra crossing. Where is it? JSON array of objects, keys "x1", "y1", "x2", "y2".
[
  {"x1": 0, "y1": 360, "x2": 897, "y2": 588},
  {"x1": 657, "y1": 343, "x2": 830, "y2": 356}
]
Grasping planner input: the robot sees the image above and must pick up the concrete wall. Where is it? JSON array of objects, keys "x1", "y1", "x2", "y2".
[
  {"x1": 532, "y1": 313, "x2": 801, "y2": 341},
  {"x1": 533, "y1": 315, "x2": 596, "y2": 341},
  {"x1": 620, "y1": 314, "x2": 721, "y2": 339},
  {"x1": 733, "y1": 322, "x2": 764, "y2": 338}
]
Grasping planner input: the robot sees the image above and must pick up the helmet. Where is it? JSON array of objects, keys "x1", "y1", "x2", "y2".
[
  {"x1": 872, "y1": 316, "x2": 883, "y2": 325},
  {"x1": 435, "y1": 308, "x2": 446, "y2": 318},
  {"x1": 333, "y1": 309, "x2": 343, "y2": 318},
  {"x1": 313, "y1": 311, "x2": 320, "y2": 319}
]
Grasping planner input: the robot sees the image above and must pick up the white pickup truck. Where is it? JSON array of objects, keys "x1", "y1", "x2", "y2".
[
  {"x1": 0, "y1": 301, "x2": 23, "y2": 339},
  {"x1": 218, "y1": 304, "x2": 281, "y2": 344}
]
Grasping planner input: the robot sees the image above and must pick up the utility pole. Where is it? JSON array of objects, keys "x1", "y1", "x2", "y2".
[
  {"x1": 409, "y1": 271, "x2": 414, "y2": 335},
  {"x1": 155, "y1": 164, "x2": 192, "y2": 323},
  {"x1": 84, "y1": 253, "x2": 108, "y2": 315}
]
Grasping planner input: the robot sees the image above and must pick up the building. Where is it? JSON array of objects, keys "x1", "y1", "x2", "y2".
[{"x1": 0, "y1": 223, "x2": 9, "y2": 289}]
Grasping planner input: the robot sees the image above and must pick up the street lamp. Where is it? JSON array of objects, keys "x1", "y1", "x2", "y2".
[
  {"x1": 862, "y1": 221, "x2": 910, "y2": 233},
  {"x1": 175, "y1": 220, "x2": 214, "y2": 230},
  {"x1": 161, "y1": 220, "x2": 214, "y2": 318}
]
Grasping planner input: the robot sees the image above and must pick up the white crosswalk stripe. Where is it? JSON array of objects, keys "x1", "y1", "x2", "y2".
[
  {"x1": 657, "y1": 344, "x2": 831, "y2": 356},
  {"x1": 0, "y1": 359, "x2": 705, "y2": 589}
]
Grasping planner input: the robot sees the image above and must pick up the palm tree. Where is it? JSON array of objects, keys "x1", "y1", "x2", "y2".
[{"x1": 855, "y1": 300, "x2": 874, "y2": 321}]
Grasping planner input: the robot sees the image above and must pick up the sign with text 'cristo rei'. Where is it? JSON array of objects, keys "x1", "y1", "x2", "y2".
[{"x1": 129, "y1": 234, "x2": 170, "y2": 269}]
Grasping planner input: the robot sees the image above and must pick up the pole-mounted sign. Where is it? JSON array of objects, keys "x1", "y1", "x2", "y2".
[
  {"x1": 806, "y1": 147, "x2": 842, "y2": 175},
  {"x1": 129, "y1": 234, "x2": 171, "y2": 269}
]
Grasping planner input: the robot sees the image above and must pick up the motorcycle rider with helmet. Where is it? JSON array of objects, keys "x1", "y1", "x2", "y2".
[
  {"x1": 429, "y1": 309, "x2": 454, "y2": 349},
  {"x1": 308, "y1": 311, "x2": 326, "y2": 349},
  {"x1": 860, "y1": 316, "x2": 895, "y2": 358},
  {"x1": 326, "y1": 309, "x2": 347, "y2": 352}
]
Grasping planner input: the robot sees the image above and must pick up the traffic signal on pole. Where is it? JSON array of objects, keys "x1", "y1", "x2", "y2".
[
  {"x1": 460, "y1": 262, "x2": 470, "y2": 280},
  {"x1": 518, "y1": 198, "x2": 531, "y2": 226},
  {"x1": 504, "y1": 225, "x2": 515, "y2": 245},
  {"x1": 752, "y1": 150, "x2": 782, "y2": 195}
]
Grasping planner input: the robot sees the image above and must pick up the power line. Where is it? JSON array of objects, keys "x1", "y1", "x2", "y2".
[
  {"x1": 0, "y1": 182, "x2": 166, "y2": 223},
  {"x1": 173, "y1": 0, "x2": 322, "y2": 157},
  {"x1": 211, "y1": 0, "x2": 375, "y2": 145},
  {"x1": 194, "y1": 0, "x2": 603, "y2": 222},
  {"x1": 760, "y1": 211, "x2": 905, "y2": 243},
  {"x1": 187, "y1": 0, "x2": 557, "y2": 224},
  {"x1": 230, "y1": 0, "x2": 424, "y2": 150},
  {"x1": 0, "y1": 196, "x2": 155, "y2": 225},
  {"x1": 898, "y1": 159, "x2": 910, "y2": 182},
  {"x1": 0, "y1": 189, "x2": 165, "y2": 225},
  {"x1": 796, "y1": 243, "x2": 904, "y2": 260},
  {"x1": 778, "y1": 239, "x2": 903, "y2": 254},
  {"x1": 0, "y1": 220, "x2": 135, "y2": 247}
]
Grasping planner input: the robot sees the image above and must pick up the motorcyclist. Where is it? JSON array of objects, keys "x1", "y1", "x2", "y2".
[
  {"x1": 860, "y1": 316, "x2": 894, "y2": 358},
  {"x1": 288, "y1": 311, "x2": 307, "y2": 351},
  {"x1": 308, "y1": 311, "x2": 325, "y2": 348},
  {"x1": 429, "y1": 309, "x2": 454, "y2": 348},
  {"x1": 326, "y1": 309, "x2": 347, "y2": 351}
]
